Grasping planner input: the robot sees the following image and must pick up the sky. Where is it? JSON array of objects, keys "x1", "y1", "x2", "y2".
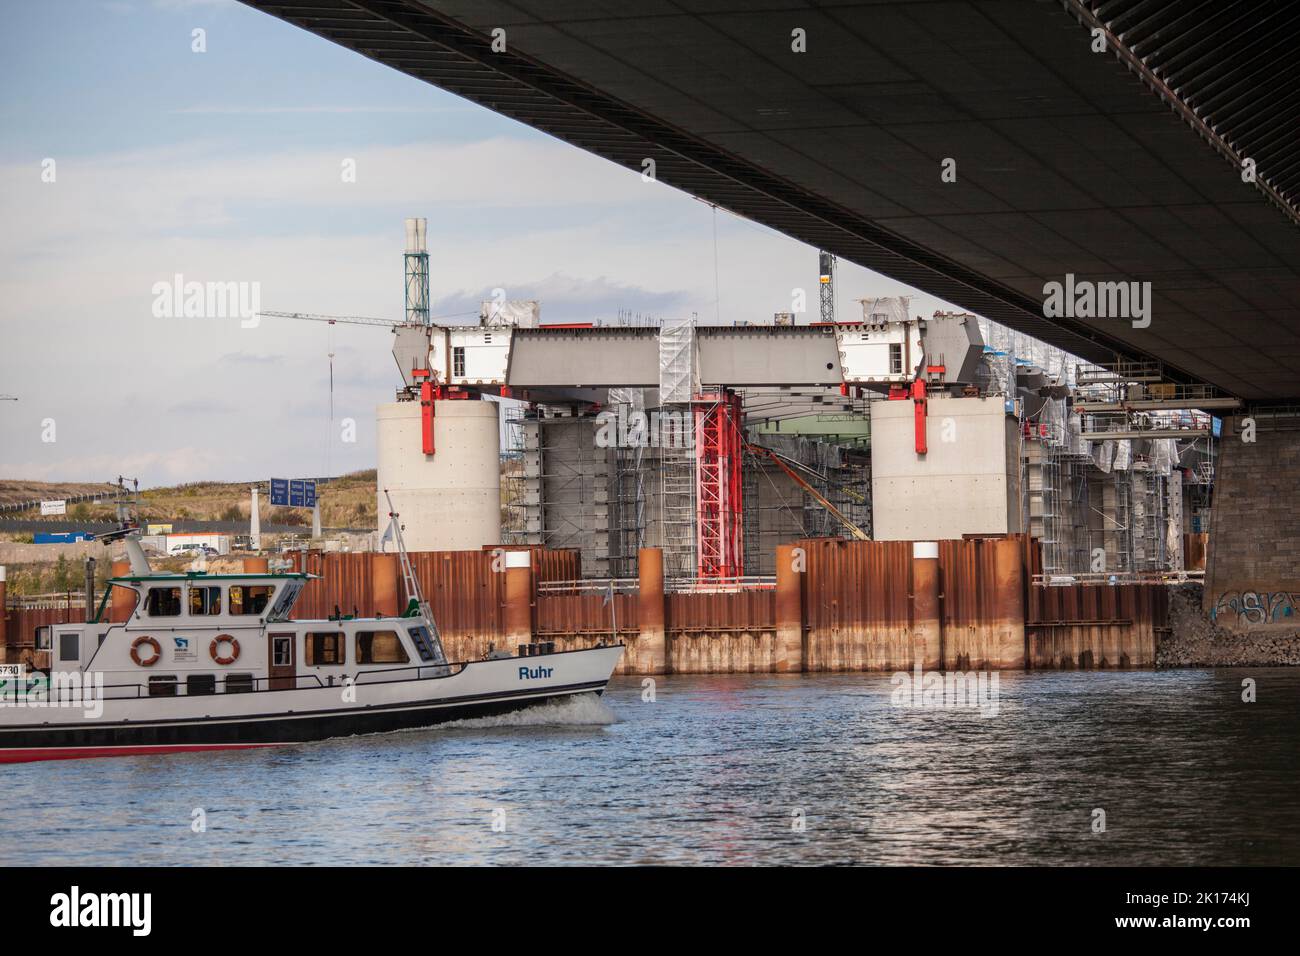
[{"x1": 0, "y1": 0, "x2": 963, "y2": 488}]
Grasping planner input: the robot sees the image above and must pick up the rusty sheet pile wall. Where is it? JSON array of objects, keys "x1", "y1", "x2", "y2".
[
  {"x1": 1, "y1": 606, "x2": 85, "y2": 669},
  {"x1": 799, "y1": 538, "x2": 913, "y2": 670},
  {"x1": 3, "y1": 540, "x2": 1170, "y2": 675},
  {"x1": 535, "y1": 592, "x2": 637, "y2": 640},
  {"x1": 667, "y1": 589, "x2": 776, "y2": 673},
  {"x1": 1028, "y1": 583, "x2": 1168, "y2": 668}
]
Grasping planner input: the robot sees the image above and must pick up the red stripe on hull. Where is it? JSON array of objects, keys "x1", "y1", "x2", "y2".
[{"x1": 0, "y1": 743, "x2": 280, "y2": 764}]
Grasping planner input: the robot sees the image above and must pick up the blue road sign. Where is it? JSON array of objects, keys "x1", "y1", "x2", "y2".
[
  {"x1": 270, "y1": 478, "x2": 289, "y2": 506},
  {"x1": 288, "y1": 479, "x2": 317, "y2": 508}
]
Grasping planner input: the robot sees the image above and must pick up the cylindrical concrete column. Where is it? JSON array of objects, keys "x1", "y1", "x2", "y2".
[
  {"x1": 774, "y1": 543, "x2": 804, "y2": 672},
  {"x1": 504, "y1": 551, "x2": 533, "y2": 651},
  {"x1": 910, "y1": 542, "x2": 942, "y2": 670},
  {"x1": 371, "y1": 553, "x2": 400, "y2": 618},
  {"x1": 636, "y1": 547, "x2": 666, "y2": 675},
  {"x1": 108, "y1": 560, "x2": 134, "y2": 623},
  {"x1": 992, "y1": 536, "x2": 1026, "y2": 669},
  {"x1": 242, "y1": 556, "x2": 269, "y2": 574}
]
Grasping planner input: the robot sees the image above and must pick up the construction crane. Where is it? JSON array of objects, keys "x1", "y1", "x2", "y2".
[
  {"x1": 256, "y1": 310, "x2": 402, "y2": 329},
  {"x1": 818, "y1": 251, "x2": 836, "y2": 324},
  {"x1": 253, "y1": 309, "x2": 479, "y2": 329},
  {"x1": 745, "y1": 441, "x2": 869, "y2": 541}
]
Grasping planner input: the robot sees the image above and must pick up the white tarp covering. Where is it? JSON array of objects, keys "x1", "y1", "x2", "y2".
[
  {"x1": 857, "y1": 296, "x2": 911, "y2": 325},
  {"x1": 480, "y1": 299, "x2": 540, "y2": 328},
  {"x1": 658, "y1": 316, "x2": 697, "y2": 404},
  {"x1": 1113, "y1": 440, "x2": 1132, "y2": 471}
]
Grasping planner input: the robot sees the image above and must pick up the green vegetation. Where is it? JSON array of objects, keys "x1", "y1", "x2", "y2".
[{"x1": 0, "y1": 471, "x2": 379, "y2": 529}]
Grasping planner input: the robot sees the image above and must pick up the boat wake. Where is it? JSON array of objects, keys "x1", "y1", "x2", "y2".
[{"x1": 443, "y1": 692, "x2": 618, "y2": 730}]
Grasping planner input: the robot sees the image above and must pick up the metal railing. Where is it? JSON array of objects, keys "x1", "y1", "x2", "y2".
[
  {"x1": 664, "y1": 575, "x2": 776, "y2": 593},
  {"x1": 536, "y1": 578, "x2": 639, "y2": 596},
  {"x1": 5, "y1": 661, "x2": 482, "y2": 706},
  {"x1": 1033, "y1": 570, "x2": 1203, "y2": 587}
]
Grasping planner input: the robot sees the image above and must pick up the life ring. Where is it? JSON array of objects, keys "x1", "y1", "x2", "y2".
[
  {"x1": 130, "y1": 636, "x2": 161, "y2": 667},
  {"x1": 209, "y1": 635, "x2": 241, "y2": 666}
]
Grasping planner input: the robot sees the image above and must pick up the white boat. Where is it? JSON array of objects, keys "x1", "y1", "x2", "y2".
[{"x1": 0, "y1": 517, "x2": 622, "y2": 764}]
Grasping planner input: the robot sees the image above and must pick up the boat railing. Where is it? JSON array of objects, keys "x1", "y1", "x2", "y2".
[{"x1": 6, "y1": 663, "x2": 473, "y2": 705}]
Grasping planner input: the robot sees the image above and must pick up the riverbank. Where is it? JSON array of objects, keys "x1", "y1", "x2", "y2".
[{"x1": 1160, "y1": 585, "x2": 1300, "y2": 666}]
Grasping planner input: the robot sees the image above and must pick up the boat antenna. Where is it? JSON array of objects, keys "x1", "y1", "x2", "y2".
[{"x1": 381, "y1": 489, "x2": 439, "y2": 637}]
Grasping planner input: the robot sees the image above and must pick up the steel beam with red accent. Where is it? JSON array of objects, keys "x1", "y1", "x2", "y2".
[
  {"x1": 911, "y1": 378, "x2": 928, "y2": 455},
  {"x1": 413, "y1": 369, "x2": 436, "y2": 456}
]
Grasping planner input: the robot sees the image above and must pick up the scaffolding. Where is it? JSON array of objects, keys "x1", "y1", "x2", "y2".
[
  {"x1": 658, "y1": 316, "x2": 698, "y2": 577},
  {"x1": 500, "y1": 400, "x2": 527, "y2": 544},
  {"x1": 607, "y1": 388, "x2": 646, "y2": 578},
  {"x1": 522, "y1": 409, "x2": 611, "y2": 576}
]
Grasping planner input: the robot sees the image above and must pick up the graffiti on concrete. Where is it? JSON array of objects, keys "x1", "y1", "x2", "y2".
[{"x1": 1211, "y1": 590, "x2": 1300, "y2": 627}]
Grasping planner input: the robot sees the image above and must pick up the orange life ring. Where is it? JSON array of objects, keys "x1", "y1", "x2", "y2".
[
  {"x1": 209, "y1": 634, "x2": 241, "y2": 666},
  {"x1": 130, "y1": 636, "x2": 161, "y2": 667}
]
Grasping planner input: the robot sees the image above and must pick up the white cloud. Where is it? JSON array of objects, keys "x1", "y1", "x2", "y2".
[{"x1": 0, "y1": 133, "x2": 963, "y2": 485}]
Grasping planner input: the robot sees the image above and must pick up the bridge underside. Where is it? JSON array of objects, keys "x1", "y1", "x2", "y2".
[{"x1": 240, "y1": 0, "x2": 1300, "y2": 401}]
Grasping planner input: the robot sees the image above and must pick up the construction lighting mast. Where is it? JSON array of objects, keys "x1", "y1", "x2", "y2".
[
  {"x1": 818, "y1": 251, "x2": 836, "y2": 324},
  {"x1": 405, "y1": 217, "x2": 431, "y2": 328}
]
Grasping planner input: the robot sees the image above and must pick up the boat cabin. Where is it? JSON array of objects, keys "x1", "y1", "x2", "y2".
[{"x1": 50, "y1": 570, "x2": 448, "y2": 699}]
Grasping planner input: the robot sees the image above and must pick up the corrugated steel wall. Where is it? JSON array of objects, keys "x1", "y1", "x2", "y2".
[
  {"x1": 1, "y1": 606, "x2": 85, "y2": 668},
  {"x1": 535, "y1": 592, "x2": 637, "y2": 639},
  {"x1": 1028, "y1": 583, "x2": 1168, "y2": 668},
  {"x1": 666, "y1": 589, "x2": 776, "y2": 673},
  {"x1": 799, "y1": 537, "x2": 915, "y2": 670},
  {"x1": 2, "y1": 539, "x2": 1171, "y2": 673}
]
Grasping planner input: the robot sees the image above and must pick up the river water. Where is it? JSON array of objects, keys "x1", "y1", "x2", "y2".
[{"x1": 4, "y1": 669, "x2": 1297, "y2": 865}]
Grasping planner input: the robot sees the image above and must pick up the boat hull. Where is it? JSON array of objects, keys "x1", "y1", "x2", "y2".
[{"x1": 0, "y1": 645, "x2": 623, "y2": 763}]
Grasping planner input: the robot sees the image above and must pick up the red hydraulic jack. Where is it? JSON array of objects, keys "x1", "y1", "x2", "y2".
[
  {"x1": 888, "y1": 377, "x2": 929, "y2": 455},
  {"x1": 411, "y1": 369, "x2": 472, "y2": 457}
]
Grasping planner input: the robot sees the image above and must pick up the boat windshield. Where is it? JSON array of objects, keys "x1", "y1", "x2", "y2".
[{"x1": 267, "y1": 580, "x2": 303, "y2": 622}]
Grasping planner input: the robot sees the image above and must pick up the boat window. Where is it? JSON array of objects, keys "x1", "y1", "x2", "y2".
[
  {"x1": 225, "y1": 673, "x2": 254, "y2": 694},
  {"x1": 187, "y1": 674, "x2": 216, "y2": 696},
  {"x1": 272, "y1": 636, "x2": 293, "y2": 668},
  {"x1": 229, "y1": 585, "x2": 275, "y2": 616},
  {"x1": 189, "y1": 585, "x2": 222, "y2": 616},
  {"x1": 267, "y1": 581, "x2": 302, "y2": 622},
  {"x1": 148, "y1": 675, "x2": 178, "y2": 697},
  {"x1": 407, "y1": 626, "x2": 441, "y2": 664},
  {"x1": 59, "y1": 633, "x2": 79, "y2": 662},
  {"x1": 356, "y1": 630, "x2": 409, "y2": 665},
  {"x1": 305, "y1": 632, "x2": 345, "y2": 666},
  {"x1": 145, "y1": 587, "x2": 183, "y2": 617}
]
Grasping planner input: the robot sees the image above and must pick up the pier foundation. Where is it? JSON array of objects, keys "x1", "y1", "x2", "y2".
[
  {"x1": 504, "y1": 550, "x2": 533, "y2": 651},
  {"x1": 636, "y1": 547, "x2": 666, "y2": 674},
  {"x1": 774, "y1": 544, "x2": 803, "y2": 671},
  {"x1": 911, "y1": 542, "x2": 943, "y2": 670}
]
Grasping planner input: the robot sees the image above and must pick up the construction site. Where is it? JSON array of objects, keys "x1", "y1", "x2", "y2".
[
  {"x1": 368, "y1": 227, "x2": 1220, "y2": 588},
  {"x1": 1, "y1": 221, "x2": 1235, "y2": 673}
]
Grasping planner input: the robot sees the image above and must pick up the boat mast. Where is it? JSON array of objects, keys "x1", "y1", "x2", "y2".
[{"x1": 382, "y1": 489, "x2": 441, "y2": 642}]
